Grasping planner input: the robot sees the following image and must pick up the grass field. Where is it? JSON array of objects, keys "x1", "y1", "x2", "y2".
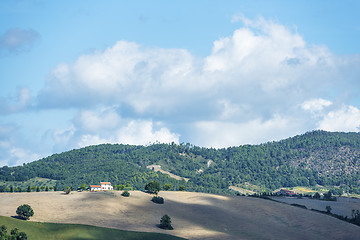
[{"x1": 0, "y1": 215, "x2": 186, "y2": 240}]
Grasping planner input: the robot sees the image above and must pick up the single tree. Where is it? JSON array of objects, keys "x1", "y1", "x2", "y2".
[
  {"x1": 36, "y1": 187, "x2": 40, "y2": 192},
  {"x1": 163, "y1": 184, "x2": 172, "y2": 191},
  {"x1": 64, "y1": 187, "x2": 71, "y2": 194},
  {"x1": 18, "y1": 231, "x2": 28, "y2": 239},
  {"x1": 27, "y1": 186, "x2": 31, "y2": 192},
  {"x1": 313, "y1": 192, "x2": 321, "y2": 199},
  {"x1": 16, "y1": 204, "x2": 34, "y2": 220},
  {"x1": 178, "y1": 185, "x2": 186, "y2": 191},
  {"x1": 10, "y1": 186, "x2": 13, "y2": 193},
  {"x1": 326, "y1": 205, "x2": 332, "y2": 214},
  {"x1": 79, "y1": 183, "x2": 88, "y2": 191},
  {"x1": 145, "y1": 181, "x2": 161, "y2": 195},
  {"x1": 10, "y1": 228, "x2": 19, "y2": 237},
  {"x1": 159, "y1": 214, "x2": 173, "y2": 230},
  {"x1": 45, "y1": 186, "x2": 49, "y2": 191}
]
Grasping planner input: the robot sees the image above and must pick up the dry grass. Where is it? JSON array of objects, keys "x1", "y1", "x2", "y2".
[{"x1": 0, "y1": 191, "x2": 359, "y2": 240}]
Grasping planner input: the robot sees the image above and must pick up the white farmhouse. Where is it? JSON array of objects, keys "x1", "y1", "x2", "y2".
[
  {"x1": 100, "y1": 182, "x2": 113, "y2": 190},
  {"x1": 90, "y1": 182, "x2": 113, "y2": 191}
]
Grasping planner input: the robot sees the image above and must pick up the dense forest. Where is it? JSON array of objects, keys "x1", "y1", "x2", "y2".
[{"x1": 1, "y1": 130, "x2": 360, "y2": 194}]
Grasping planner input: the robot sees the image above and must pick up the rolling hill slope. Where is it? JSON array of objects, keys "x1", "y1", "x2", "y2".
[{"x1": 0, "y1": 191, "x2": 359, "y2": 240}]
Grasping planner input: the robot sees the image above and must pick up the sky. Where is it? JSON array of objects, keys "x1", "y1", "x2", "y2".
[{"x1": 1, "y1": 0, "x2": 360, "y2": 167}]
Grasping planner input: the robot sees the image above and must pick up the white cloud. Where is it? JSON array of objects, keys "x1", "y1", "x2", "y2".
[
  {"x1": 318, "y1": 105, "x2": 360, "y2": 132},
  {"x1": 193, "y1": 115, "x2": 299, "y2": 148},
  {"x1": 31, "y1": 16, "x2": 360, "y2": 149},
  {"x1": 77, "y1": 119, "x2": 180, "y2": 148},
  {"x1": 51, "y1": 108, "x2": 180, "y2": 149},
  {"x1": 301, "y1": 98, "x2": 333, "y2": 113}
]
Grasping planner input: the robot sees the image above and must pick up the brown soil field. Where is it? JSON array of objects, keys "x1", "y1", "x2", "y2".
[{"x1": 0, "y1": 191, "x2": 359, "y2": 240}]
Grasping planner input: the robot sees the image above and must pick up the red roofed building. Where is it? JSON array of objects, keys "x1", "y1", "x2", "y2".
[
  {"x1": 277, "y1": 189, "x2": 295, "y2": 196},
  {"x1": 90, "y1": 182, "x2": 113, "y2": 191}
]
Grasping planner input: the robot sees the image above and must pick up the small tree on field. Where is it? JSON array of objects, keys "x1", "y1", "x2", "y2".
[
  {"x1": 326, "y1": 205, "x2": 332, "y2": 214},
  {"x1": 121, "y1": 190, "x2": 130, "y2": 197},
  {"x1": 64, "y1": 187, "x2": 71, "y2": 194},
  {"x1": 151, "y1": 196, "x2": 164, "y2": 204},
  {"x1": 159, "y1": 214, "x2": 173, "y2": 230},
  {"x1": 16, "y1": 204, "x2": 34, "y2": 220},
  {"x1": 145, "y1": 181, "x2": 161, "y2": 195},
  {"x1": 45, "y1": 186, "x2": 49, "y2": 191},
  {"x1": 27, "y1": 186, "x2": 31, "y2": 192}
]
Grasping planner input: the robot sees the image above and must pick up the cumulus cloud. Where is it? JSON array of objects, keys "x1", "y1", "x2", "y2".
[
  {"x1": 0, "y1": 28, "x2": 40, "y2": 54},
  {"x1": 301, "y1": 98, "x2": 333, "y2": 113},
  {"x1": 318, "y1": 105, "x2": 360, "y2": 132},
  {"x1": 192, "y1": 115, "x2": 301, "y2": 148},
  {"x1": 33, "y1": 16, "x2": 360, "y2": 149},
  {"x1": 51, "y1": 107, "x2": 180, "y2": 150}
]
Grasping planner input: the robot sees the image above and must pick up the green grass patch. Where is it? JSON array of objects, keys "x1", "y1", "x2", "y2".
[
  {"x1": 0, "y1": 216, "x2": 186, "y2": 240},
  {"x1": 0, "y1": 177, "x2": 57, "y2": 191}
]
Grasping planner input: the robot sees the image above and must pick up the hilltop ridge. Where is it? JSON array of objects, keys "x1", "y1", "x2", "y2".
[{"x1": 1, "y1": 130, "x2": 360, "y2": 194}]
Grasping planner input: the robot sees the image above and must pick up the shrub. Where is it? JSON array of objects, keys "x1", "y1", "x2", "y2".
[
  {"x1": 121, "y1": 190, "x2": 130, "y2": 197},
  {"x1": 163, "y1": 184, "x2": 172, "y2": 191},
  {"x1": 16, "y1": 204, "x2": 34, "y2": 220},
  {"x1": 159, "y1": 214, "x2": 173, "y2": 230},
  {"x1": 178, "y1": 185, "x2": 186, "y2": 191},
  {"x1": 151, "y1": 196, "x2": 164, "y2": 204},
  {"x1": 64, "y1": 187, "x2": 71, "y2": 194}
]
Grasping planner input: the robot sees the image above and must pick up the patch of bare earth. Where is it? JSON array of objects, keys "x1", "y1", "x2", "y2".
[
  {"x1": 146, "y1": 165, "x2": 189, "y2": 182},
  {"x1": 0, "y1": 191, "x2": 360, "y2": 240}
]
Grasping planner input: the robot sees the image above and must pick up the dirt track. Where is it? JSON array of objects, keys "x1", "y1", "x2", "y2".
[{"x1": 1, "y1": 191, "x2": 359, "y2": 240}]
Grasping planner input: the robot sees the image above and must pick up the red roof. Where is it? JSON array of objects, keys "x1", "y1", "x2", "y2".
[
  {"x1": 100, "y1": 182, "x2": 111, "y2": 185},
  {"x1": 90, "y1": 185, "x2": 101, "y2": 188}
]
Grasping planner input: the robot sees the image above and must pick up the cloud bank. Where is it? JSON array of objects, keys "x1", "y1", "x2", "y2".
[
  {"x1": 2, "y1": 16, "x2": 360, "y2": 166},
  {"x1": 35, "y1": 17, "x2": 360, "y2": 149}
]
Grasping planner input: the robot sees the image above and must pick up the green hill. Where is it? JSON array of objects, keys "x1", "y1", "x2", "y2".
[
  {"x1": 0, "y1": 215, "x2": 186, "y2": 240},
  {"x1": 1, "y1": 130, "x2": 360, "y2": 194}
]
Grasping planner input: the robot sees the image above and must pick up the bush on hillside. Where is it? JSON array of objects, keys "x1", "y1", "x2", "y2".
[
  {"x1": 121, "y1": 190, "x2": 130, "y2": 197},
  {"x1": 151, "y1": 196, "x2": 164, "y2": 204},
  {"x1": 159, "y1": 214, "x2": 173, "y2": 230}
]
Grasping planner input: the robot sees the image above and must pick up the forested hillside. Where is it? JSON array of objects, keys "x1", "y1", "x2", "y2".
[{"x1": 1, "y1": 131, "x2": 360, "y2": 194}]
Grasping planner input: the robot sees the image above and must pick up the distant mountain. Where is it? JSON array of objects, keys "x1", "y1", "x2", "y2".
[{"x1": 1, "y1": 130, "x2": 360, "y2": 194}]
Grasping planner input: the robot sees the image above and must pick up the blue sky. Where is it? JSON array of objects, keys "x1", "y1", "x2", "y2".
[{"x1": 1, "y1": 0, "x2": 360, "y2": 166}]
